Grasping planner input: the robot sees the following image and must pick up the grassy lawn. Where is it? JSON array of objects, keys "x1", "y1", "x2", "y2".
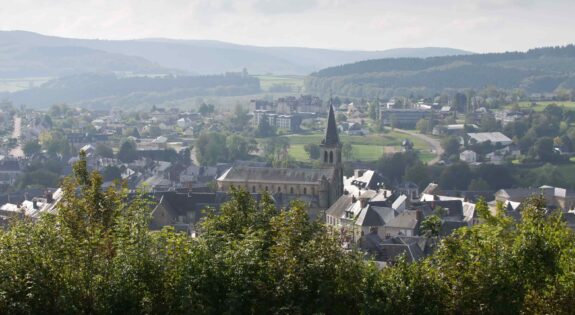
[
  {"x1": 505, "y1": 101, "x2": 575, "y2": 112},
  {"x1": 284, "y1": 131, "x2": 436, "y2": 163},
  {"x1": 255, "y1": 75, "x2": 305, "y2": 93}
]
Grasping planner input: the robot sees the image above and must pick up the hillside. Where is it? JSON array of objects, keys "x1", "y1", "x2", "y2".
[
  {"x1": 0, "y1": 31, "x2": 472, "y2": 76},
  {"x1": 0, "y1": 32, "x2": 168, "y2": 77},
  {"x1": 6, "y1": 73, "x2": 261, "y2": 109},
  {"x1": 305, "y1": 45, "x2": 575, "y2": 98}
]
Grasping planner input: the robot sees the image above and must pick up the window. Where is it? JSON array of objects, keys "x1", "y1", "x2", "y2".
[
  {"x1": 290, "y1": 187, "x2": 294, "y2": 194},
  {"x1": 324, "y1": 151, "x2": 328, "y2": 163},
  {"x1": 329, "y1": 151, "x2": 333, "y2": 163},
  {"x1": 265, "y1": 186, "x2": 268, "y2": 192},
  {"x1": 252, "y1": 186, "x2": 256, "y2": 193},
  {"x1": 277, "y1": 186, "x2": 281, "y2": 193},
  {"x1": 303, "y1": 187, "x2": 307, "y2": 195}
]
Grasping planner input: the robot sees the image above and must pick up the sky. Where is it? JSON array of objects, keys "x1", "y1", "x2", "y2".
[{"x1": 0, "y1": 0, "x2": 573, "y2": 52}]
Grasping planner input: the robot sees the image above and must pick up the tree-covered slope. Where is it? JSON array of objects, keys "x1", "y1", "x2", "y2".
[
  {"x1": 306, "y1": 45, "x2": 575, "y2": 98},
  {"x1": 6, "y1": 73, "x2": 261, "y2": 108}
]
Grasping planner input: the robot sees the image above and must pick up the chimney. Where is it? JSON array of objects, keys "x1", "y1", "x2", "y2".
[
  {"x1": 45, "y1": 190, "x2": 54, "y2": 204},
  {"x1": 360, "y1": 197, "x2": 368, "y2": 208},
  {"x1": 354, "y1": 169, "x2": 365, "y2": 178},
  {"x1": 416, "y1": 210, "x2": 424, "y2": 222},
  {"x1": 32, "y1": 199, "x2": 38, "y2": 210},
  {"x1": 351, "y1": 196, "x2": 357, "y2": 203}
]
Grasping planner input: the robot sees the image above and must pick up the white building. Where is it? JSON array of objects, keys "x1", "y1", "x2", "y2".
[{"x1": 459, "y1": 150, "x2": 477, "y2": 163}]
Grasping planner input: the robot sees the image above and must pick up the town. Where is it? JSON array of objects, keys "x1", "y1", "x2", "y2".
[
  {"x1": 1, "y1": 0, "x2": 575, "y2": 312},
  {"x1": 0, "y1": 87, "x2": 574, "y2": 265}
]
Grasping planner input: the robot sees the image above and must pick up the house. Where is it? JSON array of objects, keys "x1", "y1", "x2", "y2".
[
  {"x1": 379, "y1": 109, "x2": 432, "y2": 128},
  {"x1": 467, "y1": 132, "x2": 512, "y2": 146},
  {"x1": 494, "y1": 186, "x2": 575, "y2": 212},
  {"x1": 325, "y1": 188, "x2": 408, "y2": 241},
  {"x1": 460, "y1": 150, "x2": 477, "y2": 164},
  {"x1": 0, "y1": 159, "x2": 22, "y2": 185},
  {"x1": 149, "y1": 191, "x2": 220, "y2": 233}
]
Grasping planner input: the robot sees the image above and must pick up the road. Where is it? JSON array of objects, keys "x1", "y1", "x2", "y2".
[
  {"x1": 9, "y1": 116, "x2": 24, "y2": 158},
  {"x1": 393, "y1": 128, "x2": 443, "y2": 165}
]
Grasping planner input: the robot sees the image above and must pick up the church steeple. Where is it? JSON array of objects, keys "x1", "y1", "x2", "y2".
[
  {"x1": 322, "y1": 103, "x2": 340, "y2": 146},
  {"x1": 319, "y1": 101, "x2": 344, "y2": 207}
]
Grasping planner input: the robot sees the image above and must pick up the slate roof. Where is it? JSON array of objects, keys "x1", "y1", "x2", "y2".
[
  {"x1": 218, "y1": 166, "x2": 334, "y2": 184},
  {"x1": 0, "y1": 160, "x2": 21, "y2": 172},
  {"x1": 380, "y1": 237, "x2": 426, "y2": 263},
  {"x1": 467, "y1": 132, "x2": 512, "y2": 144},
  {"x1": 322, "y1": 104, "x2": 340, "y2": 146},
  {"x1": 356, "y1": 205, "x2": 384, "y2": 226},
  {"x1": 386, "y1": 210, "x2": 419, "y2": 229},
  {"x1": 325, "y1": 195, "x2": 352, "y2": 218}
]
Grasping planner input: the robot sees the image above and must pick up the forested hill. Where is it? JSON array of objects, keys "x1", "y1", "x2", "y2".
[
  {"x1": 306, "y1": 45, "x2": 575, "y2": 98},
  {"x1": 6, "y1": 73, "x2": 260, "y2": 109}
]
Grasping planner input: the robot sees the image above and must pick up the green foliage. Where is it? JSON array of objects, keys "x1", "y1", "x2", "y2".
[
  {"x1": 117, "y1": 139, "x2": 138, "y2": 163},
  {"x1": 195, "y1": 132, "x2": 227, "y2": 166},
  {"x1": 22, "y1": 139, "x2": 41, "y2": 157},
  {"x1": 343, "y1": 142, "x2": 354, "y2": 161},
  {"x1": 441, "y1": 136, "x2": 460, "y2": 159},
  {"x1": 1, "y1": 158, "x2": 575, "y2": 313},
  {"x1": 256, "y1": 116, "x2": 276, "y2": 138},
  {"x1": 303, "y1": 143, "x2": 320, "y2": 160},
  {"x1": 198, "y1": 103, "x2": 215, "y2": 116},
  {"x1": 95, "y1": 143, "x2": 114, "y2": 158}
]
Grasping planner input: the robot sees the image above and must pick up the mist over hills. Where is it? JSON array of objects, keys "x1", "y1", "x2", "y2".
[{"x1": 0, "y1": 31, "x2": 473, "y2": 76}]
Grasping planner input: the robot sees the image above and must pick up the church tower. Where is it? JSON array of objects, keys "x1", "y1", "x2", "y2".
[{"x1": 320, "y1": 103, "x2": 344, "y2": 205}]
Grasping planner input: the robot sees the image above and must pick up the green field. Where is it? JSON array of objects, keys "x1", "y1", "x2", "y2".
[
  {"x1": 256, "y1": 75, "x2": 305, "y2": 93},
  {"x1": 284, "y1": 131, "x2": 436, "y2": 163},
  {"x1": 0, "y1": 77, "x2": 52, "y2": 92},
  {"x1": 505, "y1": 101, "x2": 575, "y2": 112}
]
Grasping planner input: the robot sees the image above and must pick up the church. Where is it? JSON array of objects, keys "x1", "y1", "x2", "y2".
[{"x1": 217, "y1": 104, "x2": 344, "y2": 210}]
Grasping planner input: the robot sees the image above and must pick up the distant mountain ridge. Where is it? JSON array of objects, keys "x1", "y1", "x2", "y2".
[
  {"x1": 306, "y1": 45, "x2": 575, "y2": 98},
  {"x1": 0, "y1": 30, "x2": 473, "y2": 76}
]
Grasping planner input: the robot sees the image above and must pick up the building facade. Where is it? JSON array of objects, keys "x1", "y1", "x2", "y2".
[{"x1": 219, "y1": 105, "x2": 343, "y2": 209}]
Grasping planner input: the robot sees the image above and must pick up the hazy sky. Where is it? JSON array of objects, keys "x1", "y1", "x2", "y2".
[{"x1": 1, "y1": 0, "x2": 573, "y2": 52}]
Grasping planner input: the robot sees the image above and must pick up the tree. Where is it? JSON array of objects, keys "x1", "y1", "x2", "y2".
[
  {"x1": 468, "y1": 178, "x2": 491, "y2": 191},
  {"x1": 102, "y1": 166, "x2": 122, "y2": 181},
  {"x1": 368, "y1": 101, "x2": 378, "y2": 120},
  {"x1": 226, "y1": 135, "x2": 254, "y2": 161},
  {"x1": 416, "y1": 118, "x2": 430, "y2": 134},
  {"x1": 23, "y1": 140, "x2": 41, "y2": 157},
  {"x1": 404, "y1": 162, "x2": 430, "y2": 188},
  {"x1": 533, "y1": 137, "x2": 555, "y2": 162},
  {"x1": 117, "y1": 140, "x2": 138, "y2": 163},
  {"x1": 256, "y1": 117, "x2": 276, "y2": 138},
  {"x1": 198, "y1": 103, "x2": 215, "y2": 116},
  {"x1": 148, "y1": 125, "x2": 162, "y2": 138},
  {"x1": 95, "y1": 143, "x2": 114, "y2": 158},
  {"x1": 439, "y1": 162, "x2": 471, "y2": 190},
  {"x1": 303, "y1": 143, "x2": 320, "y2": 160},
  {"x1": 336, "y1": 112, "x2": 347, "y2": 122},
  {"x1": 342, "y1": 143, "x2": 354, "y2": 161},
  {"x1": 441, "y1": 136, "x2": 460, "y2": 159},
  {"x1": 196, "y1": 132, "x2": 228, "y2": 166},
  {"x1": 420, "y1": 214, "x2": 442, "y2": 240}
]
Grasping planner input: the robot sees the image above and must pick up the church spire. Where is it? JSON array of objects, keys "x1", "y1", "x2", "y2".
[{"x1": 322, "y1": 102, "x2": 340, "y2": 146}]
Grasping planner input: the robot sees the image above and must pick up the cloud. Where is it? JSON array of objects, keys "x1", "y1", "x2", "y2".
[{"x1": 252, "y1": 0, "x2": 318, "y2": 14}]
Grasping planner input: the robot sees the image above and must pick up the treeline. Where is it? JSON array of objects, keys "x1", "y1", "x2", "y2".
[
  {"x1": 7, "y1": 73, "x2": 261, "y2": 108},
  {"x1": 306, "y1": 45, "x2": 575, "y2": 98},
  {"x1": 1, "y1": 156, "x2": 574, "y2": 313}
]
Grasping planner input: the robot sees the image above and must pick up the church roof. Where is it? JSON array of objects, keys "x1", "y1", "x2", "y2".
[
  {"x1": 322, "y1": 104, "x2": 340, "y2": 146},
  {"x1": 217, "y1": 166, "x2": 334, "y2": 184}
]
